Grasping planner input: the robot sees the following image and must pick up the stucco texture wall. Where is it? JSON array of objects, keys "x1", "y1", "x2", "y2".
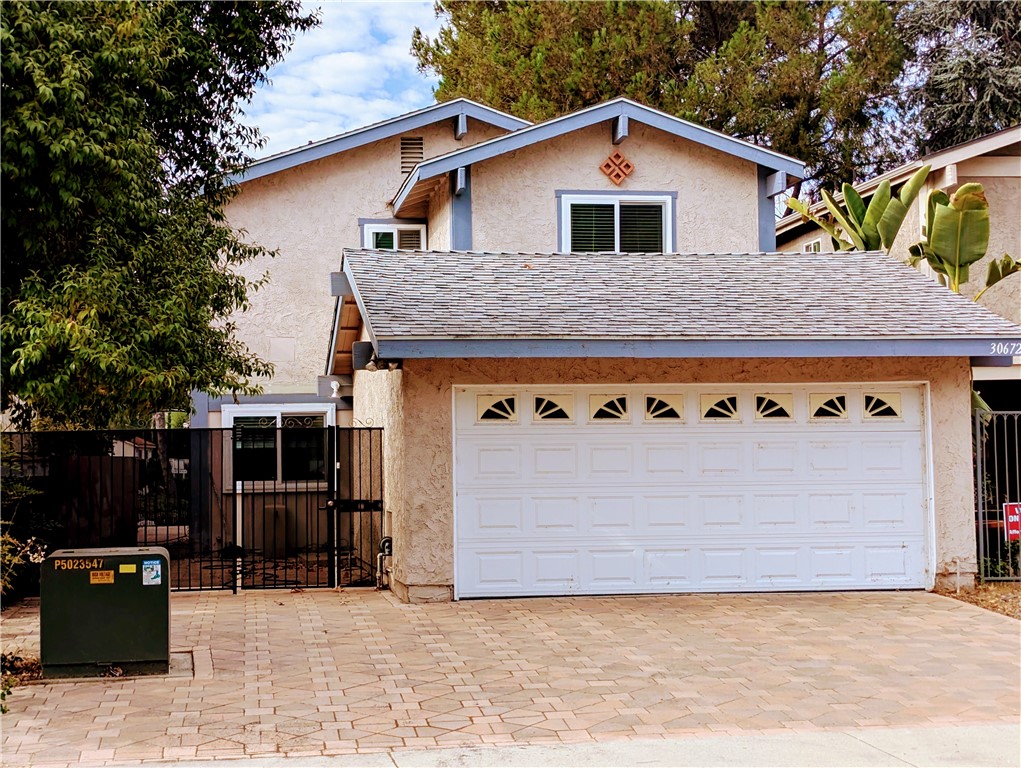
[
  {"x1": 225, "y1": 120, "x2": 508, "y2": 394},
  {"x1": 379, "y1": 356, "x2": 974, "y2": 602},
  {"x1": 469, "y1": 122, "x2": 759, "y2": 254}
]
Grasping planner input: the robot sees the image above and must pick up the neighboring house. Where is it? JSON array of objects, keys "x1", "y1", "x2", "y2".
[
  {"x1": 220, "y1": 97, "x2": 1021, "y2": 603},
  {"x1": 777, "y1": 126, "x2": 1021, "y2": 409}
]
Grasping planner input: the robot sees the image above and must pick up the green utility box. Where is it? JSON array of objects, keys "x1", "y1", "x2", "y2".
[{"x1": 41, "y1": 547, "x2": 170, "y2": 678}]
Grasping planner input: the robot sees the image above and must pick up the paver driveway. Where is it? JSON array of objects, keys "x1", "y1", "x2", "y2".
[{"x1": 1, "y1": 589, "x2": 1018, "y2": 766}]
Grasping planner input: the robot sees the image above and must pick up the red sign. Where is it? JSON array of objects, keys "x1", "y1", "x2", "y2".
[{"x1": 1005, "y1": 503, "x2": 1021, "y2": 542}]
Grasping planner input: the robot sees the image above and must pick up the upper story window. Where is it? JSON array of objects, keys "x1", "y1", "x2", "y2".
[
  {"x1": 363, "y1": 223, "x2": 426, "y2": 250},
  {"x1": 803, "y1": 238, "x2": 823, "y2": 253},
  {"x1": 559, "y1": 194, "x2": 673, "y2": 253}
]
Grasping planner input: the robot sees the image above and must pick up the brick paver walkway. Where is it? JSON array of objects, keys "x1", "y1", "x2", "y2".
[{"x1": 1, "y1": 589, "x2": 1018, "y2": 766}]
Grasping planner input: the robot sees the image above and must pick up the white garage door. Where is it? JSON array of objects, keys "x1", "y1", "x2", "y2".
[{"x1": 454, "y1": 384, "x2": 930, "y2": 598}]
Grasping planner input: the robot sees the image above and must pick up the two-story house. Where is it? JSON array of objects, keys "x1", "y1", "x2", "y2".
[{"x1": 207, "y1": 98, "x2": 1021, "y2": 603}]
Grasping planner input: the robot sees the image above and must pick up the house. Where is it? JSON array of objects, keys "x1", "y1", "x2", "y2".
[
  {"x1": 776, "y1": 126, "x2": 1021, "y2": 409},
  {"x1": 215, "y1": 97, "x2": 1021, "y2": 602}
]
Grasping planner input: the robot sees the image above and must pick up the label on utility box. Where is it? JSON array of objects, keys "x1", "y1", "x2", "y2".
[
  {"x1": 142, "y1": 560, "x2": 162, "y2": 586},
  {"x1": 118, "y1": 563, "x2": 137, "y2": 574},
  {"x1": 89, "y1": 570, "x2": 115, "y2": 585}
]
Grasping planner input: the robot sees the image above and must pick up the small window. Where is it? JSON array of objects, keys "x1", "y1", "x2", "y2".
[
  {"x1": 230, "y1": 411, "x2": 328, "y2": 482},
  {"x1": 863, "y1": 393, "x2": 902, "y2": 419},
  {"x1": 810, "y1": 394, "x2": 847, "y2": 419},
  {"x1": 755, "y1": 394, "x2": 793, "y2": 420},
  {"x1": 534, "y1": 395, "x2": 573, "y2": 421},
  {"x1": 590, "y1": 395, "x2": 628, "y2": 420},
  {"x1": 477, "y1": 395, "x2": 517, "y2": 422},
  {"x1": 400, "y1": 136, "x2": 424, "y2": 173},
  {"x1": 700, "y1": 394, "x2": 739, "y2": 420},
  {"x1": 645, "y1": 395, "x2": 684, "y2": 421},
  {"x1": 364, "y1": 223, "x2": 426, "y2": 251},
  {"x1": 803, "y1": 239, "x2": 823, "y2": 253},
  {"x1": 561, "y1": 194, "x2": 672, "y2": 253}
]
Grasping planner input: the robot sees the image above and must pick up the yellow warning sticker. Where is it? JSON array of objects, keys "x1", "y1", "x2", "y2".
[
  {"x1": 118, "y1": 563, "x2": 137, "y2": 574},
  {"x1": 90, "y1": 570, "x2": 115, "y2": 585}
]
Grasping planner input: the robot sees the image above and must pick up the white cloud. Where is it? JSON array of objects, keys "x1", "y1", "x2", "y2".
[{"x1": 247, "y1": 0, "x2": 443, "y2": 157}]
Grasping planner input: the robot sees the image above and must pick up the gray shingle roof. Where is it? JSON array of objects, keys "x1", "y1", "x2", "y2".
[{"x1": 342, "y1": 249, "x2": 1021, "y2": 342}]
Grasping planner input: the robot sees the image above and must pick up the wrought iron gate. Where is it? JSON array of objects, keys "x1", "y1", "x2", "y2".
[
  {"x1": 975, "y1": 410, "x2": 1020, "y2": 581},
  {"x1": 1, "y1": 426, "x2": 384, "y2": 593}
]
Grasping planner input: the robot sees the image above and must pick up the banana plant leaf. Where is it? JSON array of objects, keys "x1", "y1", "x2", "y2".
[
  {"x1": 877, "y1": 198, "x2": 907, "y2": 250},
  {"x1": 876, "y1": 165, "x2": 931, "y2": 250},
  {"x1": 842, "y1": 183, "x2": 867, "y2": 229},
  {"x1": 863, "y1": 180, "x2": 891, "y2": 229},
  {"x1": 899, "y1": 164, "x2": 931, "y2": 208},
  {"x1": 930, "y1": 203, "x2": 989, "y2": 268},
  {"x1": 821, "y1": 189, "x2": 865, "y2": 250},
  {"x1": 788, "y1": 198, "x2": 853, "y2": 250}
]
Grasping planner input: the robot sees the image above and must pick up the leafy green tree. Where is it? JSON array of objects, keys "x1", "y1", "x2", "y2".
[
  {"x1": 1, "y1": 1, "x2": 317, "y2": 428},
  {"x1": 412, "y1": 0, "x2": 913, "y2": 191},
  {"x1": 900, "y1": 0, "x2": 1021, "y2": 153}
]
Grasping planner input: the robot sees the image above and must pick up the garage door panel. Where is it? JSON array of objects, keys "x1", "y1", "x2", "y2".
[
  {"x1": 645, "y1": 495, "x2": 692, "y2": 529},
  {"x1": 534, "y1": 550, "x2": 580, "y2": 587},
  {"x1": 471, "y1": 444, "x2": 522, "y2": 480},
  {"x1": 455, "y1": 385, "x2": 929, "y2": 597},
  {"x1": 752, "y1": 494, "x2": 800, "y2": 528},
  {"x1": 644, "y1": 444, "x2": 689, "y2": 476},
  {"x1": 587, "y1": 549, "x2": 639, "y2": 587},
  {"x1": 644, "y1": 549, "x2": 694, "y2": 586},
  {"x1": 753, "y1": 547, "x2": 803, "y2": 585},
  {"x1": 697, "y1": 442, "x2": 745, "y2": 475},
  {"x1": 700, "y1": 495, "x2": 745, "y2": 528},
  {"x1": 533, "y1": 496, "x2": 580, "y2": 532},
  {"x1": 532, "y1": 445, "x2": 579, "y2": 479},
  {"x1": 864, "y1": 544, "x2": 916, "y2": 583},
  {"x1": 701, "y1": 548, "x2": 747, "y2": 584},
  {"x1": 472, "y1": 497, "x2": 524, "y2": 534},
  {"x1": 752, "y1": 441, "x2": 799, "y2": 474},
  {"x1": 589, "y1": 444, "x2": 634, "y2": 475},
  {"x1": 591, "y1": 496, "x2": 636, "y2": 529}
]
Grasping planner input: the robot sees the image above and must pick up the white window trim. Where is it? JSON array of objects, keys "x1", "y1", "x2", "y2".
[
  {"x1": 803, "y1": 238, "x2": 823, "y2": 253},
  {"x1": 221, "y1": 404, "x2": 336, "y2": 490},
  {"x1": 363, "y1": 223, "x2": 427, "y2": 250},
  {"x1": 560, "y1": 193, "x2": 674, "y2": 252}
]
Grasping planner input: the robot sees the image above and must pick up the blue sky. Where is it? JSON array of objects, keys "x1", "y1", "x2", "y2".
[{"x1": 247, "y1": 1, "x2": 442, "y2": 159}]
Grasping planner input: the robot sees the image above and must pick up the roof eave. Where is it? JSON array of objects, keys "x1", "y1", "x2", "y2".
[
  {"x1": 234, "y1": 99, "x2": 530, "y2": 185},
  {"x1": 392, "y1": 99, "x2": 806, "y2": 214},
  {"x1": 369, "y1": 336, "x2": 1019, "y2": 360}
]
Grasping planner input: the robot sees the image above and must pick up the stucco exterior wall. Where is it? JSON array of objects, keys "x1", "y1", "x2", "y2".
[
  {"x1": 380, "y1": 356, "x2": 975, "y2": 602},
  {"x1": 225, "y1": 120, "x2": 508, "y2": 394},
  {"x1": 352, "y1": 365, "x2": 405, "y2": 590},
  {"x1": 468, "y1": 122, "x2": 759, "y2": 254},
  {"x1": 430, "y1": 178, "x2": 453, "y2": 252}
]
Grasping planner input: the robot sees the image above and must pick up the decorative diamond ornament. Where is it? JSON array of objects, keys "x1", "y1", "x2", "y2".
[{"x1": 600, "y1": 150, "x2": 634, "y2": 186}]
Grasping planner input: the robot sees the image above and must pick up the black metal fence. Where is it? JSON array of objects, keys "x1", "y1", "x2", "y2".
[
  {"x1": 1, "y1": 427, "x2": 384, "y2": 593},
  {"x1": 975, "y1": 411, "x2": 1020, "y2": 581}
]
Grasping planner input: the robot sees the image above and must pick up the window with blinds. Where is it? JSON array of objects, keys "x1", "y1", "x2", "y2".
[
  {"x1": 620, "y1": 204, "x2": 663, "y2": 252},
  {"x1": 567, "y1": 198, "x2": 667, "y2": 252},
  {"x1": 570, "y1": 204, "x2": 615, "y2": 251},
  {"x1": 365, "y1": 223, "x2": 426, "y2": 250}
]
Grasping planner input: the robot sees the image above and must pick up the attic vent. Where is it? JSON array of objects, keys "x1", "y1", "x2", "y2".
[
  {"x1": 397, "y1": 229, "x2": 422, "y2": 249},
  {"x1": 401, "y1": 136, "x2": 424, "y2": 173}
]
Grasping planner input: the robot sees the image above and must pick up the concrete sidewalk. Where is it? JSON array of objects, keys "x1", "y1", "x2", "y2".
[
  {"x1": 2, "y1": 589, "x2": 1019, "y2": 767},
  {"x1": 61, "y1": 724, "x2": 1021, "y2": 767}
]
